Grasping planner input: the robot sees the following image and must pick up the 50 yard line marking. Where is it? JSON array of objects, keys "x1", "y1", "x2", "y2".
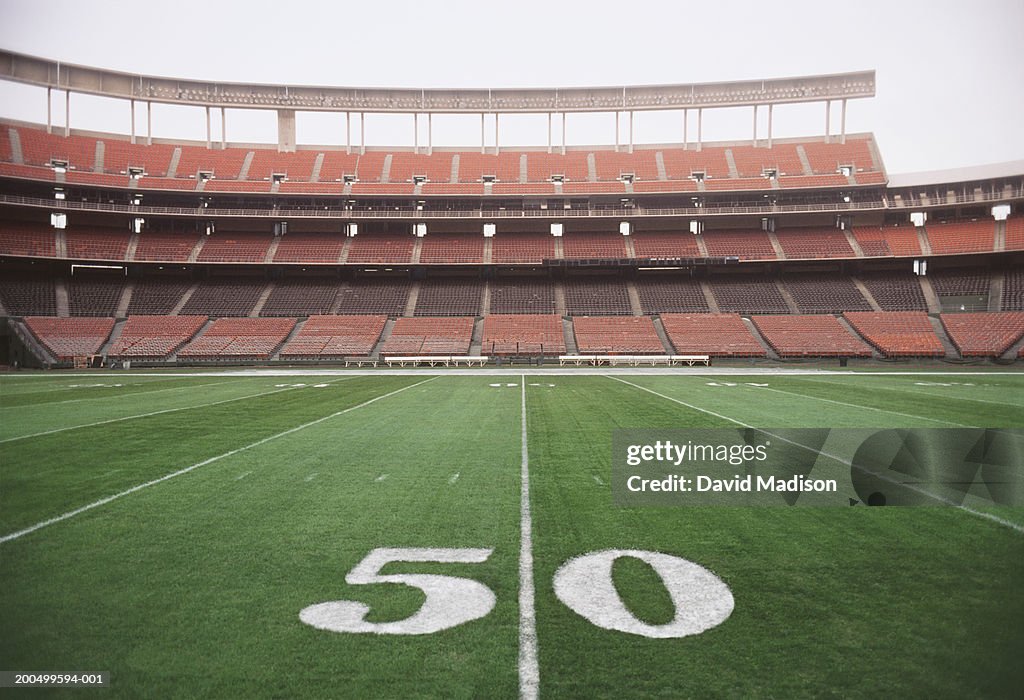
[
  {"x1": 519, "y1": 375, "x2": 540, "y2": 700},
  {"x1": 0, "y1": 377, "x2": 437, "y2": 545},
  {"x1": 607, "y1": 376, "x2": 1024, "y2": 535}
]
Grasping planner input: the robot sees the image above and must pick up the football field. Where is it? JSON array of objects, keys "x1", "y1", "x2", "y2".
[{"x1": 2, "y1": 370, "x2": 1023, "y2": 698}]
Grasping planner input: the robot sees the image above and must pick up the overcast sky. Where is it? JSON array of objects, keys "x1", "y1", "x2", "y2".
[{"x1": 1, "y1": 0, "x2": 1022, "y2": 175}]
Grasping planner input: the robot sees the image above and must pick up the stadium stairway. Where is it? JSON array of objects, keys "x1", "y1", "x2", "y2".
[
  {"x1": 8, "y1": 127, "x2": 23, "y2": 163},
  {"x1": 918, "y1": 277, "x2": 942, "y2": 314},
  {"x1": 264, "y1": 238, "x2": 281, "y2": 264},
  {"x1": 166, "y1": 148, "x2": 181, "y2": 178},
  {"x1": 371, "y1": 319, "x2": 395, "y2": 358},
  {"x1": 403, "y1": 282, "x2": 420, "y2": 316},
  {"x1": 562, "y1": 317, "x2": 579, "y2": 354},
  {"x1": 168, "y1": 317, "x2": 214, "y2": 362},
  {"x1": 835, "y1": 315, "x2": 883, "y2": 359},
  {"x1": 851, "y1": 277, "x2": 884, "y2": 312},
  {"x1": 741, "y1": 316, "x2": 779, "y2": 359},
  {"x1": 249, "y1": 282, "x2": 275, "y2": 317},
  {"x1": 626, "y1": 281, "x2": 644, "y2": 315},
  {"x1": 994, "y1": 220, "x2": 1007, "y2": 252},
  {"x1": 125, "y1": 233, "x2": 140, "y2": 262},
  {"x1": 310, "y1": 153, "x2": 324, "y2": 183},
  {"x1": 915, "y1": 226, "x2": 933, "y2": 256},
  {"x1": 553, "y1": 282, "x2": 567, "y2": 316},
  {"x1": 8, "y1": 318, "x2": 56, "y2": 366},
  {"x1": 774, "y1": 282, "x2": 801, "y2": 314},
  {"x1": 55, "y1": 279, "x2": 69, "y2": 317},
  {"x1": 1002, "y1": 333, "x2": 1024, "y2": 361},
  {"x1": 795, "y1": 145, "x2": 813, "y2": 175},
  {"x1": 169, "y1": 283, "x2": 198, "y2": 315},
  {"x1": 115, "y1": 283, "x2": 134, "y2": 318},
  {"x1": 651, "y1": 316, "x2": 676, "y2": 353},
  {"x1": 470, "y1": 318, "x2": 484, "y2": 355},
  {"x1": 928, "y1": 315, "x2": 960, "y2": 359},
  {"x1": 99, "y1": 318, "x2": 127, "y2": 357},
  {"x1": 699, "y1": 281, "x2": 721, "y2": 313},
  {"x1": 767, "y1": 231, "x2": 786, "y2": 259},
  {"x1": 988, "y1": 272, "x2": 1005, "y2": 312},
  {"x1": 272, "y1": 319, "x2": 305, "y2": 361},
  {"x1": 238, "y1": 152, "x2": 254, "y2": 180}
]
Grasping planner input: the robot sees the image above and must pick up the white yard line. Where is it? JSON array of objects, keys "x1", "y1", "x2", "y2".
[
  {"x1": 607, "y1": 376, "x2": 1024, "y2": 535},
  {"x1": 0, "y1": 379, "x2": 247, "y2": 410},
  {"x1": 0, "y1": 376, "x2": 437, "y2": 545},
  {"x1": 0, "y1": 377, "x2": 355, "y2": 444},
  {"x1": 788, "y1": 375, "x2": 1024, "y2": 409},
  {"x1": 753, "y1": 385, "x2": 972, "y2": 427},
  {"x1": 519, "y1": 375, "x2": 540, "y2": 700}
]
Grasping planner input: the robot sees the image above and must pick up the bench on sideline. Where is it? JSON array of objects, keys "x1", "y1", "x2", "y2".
[
  {"x1": 383, "y1": 355, "x2": 489, "y2": 367},
  {"x1": 558, "y1": 354, "x2": 710, "y2": 367}
]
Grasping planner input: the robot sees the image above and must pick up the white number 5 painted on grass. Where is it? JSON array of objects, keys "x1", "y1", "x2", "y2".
[{"x1": 299, "y1": 548, "x2": 496, "y2": 635}]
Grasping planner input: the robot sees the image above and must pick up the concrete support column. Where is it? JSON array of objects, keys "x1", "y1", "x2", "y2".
[
  {"x1": 130, "y1": 99, "x2": 136, "y2": 144},
  {"x1": 615, "y1": 111, "x2": 620, "y2": 152},
  {"x1": 824, "y1": 100, "x2": 831, "y2": 143},
  {"x1": 65, "y1": 90, "x2": 70, "y2": 137},
  {"x1": 345, "y1": 112, "x2": 351, "y2": 155},
  {"x1": 47, "y1": 87, "x2": 52, "y2": 134},
  {"x1": 628, "y1": 111, "x2": 634, "y2": 154},
  {"x1": 221, "y1": 107, "x2": 226, "y2": 149},
  {"x1": 276, "y1": 108, "x2": 296, "y2": 153},
  {"x1": 147, "y1": 101, "x2": 152, "y2": 145},
  {"x1": 495, "y1": 113, "x2": 500, "y2": 155},
  {"x1": 414, "y1": 113, "x2": 419, "y2": 154},
  {"x1": 205, "y1": 106, "x2": 211, "y2": 149},
  {"x1": 561, "y1": 112, "x2": 566, "y2": 156},
  {"x1": 696, "y1": 107, "x2": 702, "y2": 152},
  {"x1": 751, "y1": 104, "x2": 757, "y2": 146},
  {"x1": 683, "y1": 108, "x2": 688, "y2": 150},
  {"x1": 481, "y1": 113, "x2": 485, "y2": 154},
  {"x1": 840, "y1": 98, "x2": 847, "y2": 144},
  {"x1": 767, "y1": 103, "x2": 773, "y2": 149},
  {"x1": 360, "y1": 112, "x2": 365, "y2": 155},
  {"x1": 547, "y1": 112, "x2": 552, "y2": 154},
  {"x1": 428, "y1": 113, "x2": 433, "y2": 155}
]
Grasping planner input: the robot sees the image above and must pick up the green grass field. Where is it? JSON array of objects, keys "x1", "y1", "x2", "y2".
[{"x1": 2, "y1": 370, "x2": 1023, "y2": 698}]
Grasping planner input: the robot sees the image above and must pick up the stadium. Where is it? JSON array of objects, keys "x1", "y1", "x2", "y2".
[{"x1": 1, "y1": 2, "x2": 1022, "y2": 697}]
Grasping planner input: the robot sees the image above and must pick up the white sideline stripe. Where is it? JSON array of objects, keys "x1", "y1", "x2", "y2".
[
  {"x1": 0, "y1": 377, "x2": 354, "y2": 444},
  {"x1": 235, "y1": 471, "x2": 253, "y2": 481},
  {"x1": 789, "y1": 375, "x2": 1024, "y2": 409},
  {"x1": 519, "y1": 374, "x2": 540, "y2": 700},
  {"x1": 0, "y1": 379, "x2": 245, "y2": 410},
  {"x1": 0, "y1": 377, "x2": 438, "y2": 545},
  {"x1": 755, "y1": 385, "x2": 972, "y2": 427},
  {"x1": 607, "y1": 376, "x2": 1024, "y2": 535}
]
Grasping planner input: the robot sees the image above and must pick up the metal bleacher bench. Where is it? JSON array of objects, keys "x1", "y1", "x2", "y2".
[
  {"x1": 383, "y1": 356, "x2": 489, "y2": 367},
  {"x1": 558, "y1": 354, "x2": 711, "y2": 367}
]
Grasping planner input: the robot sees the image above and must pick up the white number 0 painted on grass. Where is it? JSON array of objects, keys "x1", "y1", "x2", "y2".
[
  {"x1": 299, "y1": 548, "x2": 496, "y2": 635},
  {"x1": 300, "y1": 547, "x2": 733, "y2": 638}
]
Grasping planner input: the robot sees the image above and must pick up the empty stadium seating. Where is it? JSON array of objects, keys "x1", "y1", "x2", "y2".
[
  {"x1": 414, "y1": 280, "x2": 482, "y2": 316},
  {"x1": 279, "y1": 315, "x2": 386, "y2": 359},
  {"x1": 572, "y1": 316, "x2": 664, "y2": 354},
  {"x1": 259, "y1": 280, "x2": 339, "y2": 316},
  {"x1": 133, "y1": 232, "x2": 201, "y2": 262},
  {"x1": 852, "y1": 226, "x2": 922, "y2": 257},
  {"x1": 940, "y1": 312, "x2": 1024, "y2": 357},
  {"x1": 419, "y1": 234, "x2": 485, "y2": 264},
  {"x1": 180, "y1": 279, "x2": 266, "y2": 316},
  {"x1": 197, "y1": 233, "x2": 272, "y2": 263},
  {"x1": 563, "y1": 279, "x2": 632, "y2": 315},
  {"x1": 752, "y1": 315, "x2": 872, "y2": 357},
  {"x1": 701, "y1": 229, "x2": 776, "y2": 260},
  {"x1": 708, "y1": 277, "x2": 789, "y2": 314},
  {"x1": 774, "y1": 228, "x2": 855, "y2": 259},
  {"x1": 335, "y1": 279, "x2": 411, "y2": 315},
  {"x1": 482, "y1": 314, "x2": 564, "y2": 355},
  {"x1": 660, "y1": 313, "x2": 765, "y2": 357},
  {"x1": 801, "y1": 137, "x2": 875, "y2": 174},
  {"x1": 25, "y1": 316, "x2": 114, "y2": 360},
  {"x1": 782, "y1": 275, "x2": 871, "y2": 314},
  {"x1": 925, "y1": 220, "x2": 995, "y2": 255},
  {"x1": 345, "y1": 234, "x2": 414, "y2": 264},
  {"x1": 67, "y1": 278, "x2": 124, "y2": 316},
  {"x1": 489, "y1": 279, "x2": 557, "y2": 314},
  {"x1": 635, "y1": 278, "x2": 709, "y2": 313},
  {"x1": 382, "y1": 317, "x2": 474, "y2": 355},
  {"x1": 0, "y1": 224, "x2": 57, "y2": 257},
  {"x1": 1006, "y1": 217, "x2": 1024, "y2": 251},
  {"x1": 65, "y1": 229, "x2": 129, "y2": 261},
  {"x1": 127, "y1": 280, "x2": 192, "y2": 315},
  {"x1": 0, "y1": 275, "x2": 56, "y2": 315},
  {"x1": 630, "y1": 232, "x2": 701, "y2": 259},
  {"x1": 177, "y1": 317, "x2": 295, "y2": 360},
  {"x1": 1002, "y1": 269, "x2": 1024, "y2": 311},
  {"x1": 561, "y1": 233, "x2": 628, "y2": 259},
  {"x1": 857, "y1": 272, "x2": 928, "y2": 311},
  {"x1": 491, "y1": 234, "x2": 555, "y2": 263},
  {"x1": 272, "y1": 233, "x2": 345, "y2": 263},
  {"x1": 109, "y1": 315, "x2": 207, "y2": 359},
  {"x1": 843, "y1": 311, "x2": 944, "y2": 357}
]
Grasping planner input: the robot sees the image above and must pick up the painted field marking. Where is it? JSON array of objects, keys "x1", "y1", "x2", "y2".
[
  {"x1": 754, "y1": 385, "x2": 972, "y2": 427},
  {"x1": 235, "y1": 471, "x2": 253, "y2": 481},
  {"x1": 305, "y1": 473, "x2": 319, "y2": 482},
  {"x1": 592, "y1": 475, "x2": 605, "y2": 486},
  {"x1": 374, "y1": 474, "x2": 389, "y2": 483},
  {"x1": 448, "y1": 473, "x2": 460, "y2": 485},
  {"x1": 0, "y1": 376, "x2": 438, "y2": 545},
  {"x1": 0, "y1": 376, "x2": 355, "y2": 444},
  {"x1": 0, "y1": 379, "x2": 247, "y2": 411},
  {"x1": 790, "y1": 375, "x2": 1024, "y2": 410},
  {"x1": 607, "y1": 376, "x2": 1024, "y2": 535},
  {"x1": 519, "y1": 374, "x2": 540, "y2": 700}
]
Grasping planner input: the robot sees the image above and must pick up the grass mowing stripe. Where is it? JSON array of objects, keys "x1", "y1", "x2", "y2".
[
  {"x1": 0, "y1": 377, "x2": 351, "y2": 444},
  {"x1": 754, "y1": 385, "x2": 973, "y2": 427},
  {"x1": 0, "y1": 376, "x2": 437, "y2": 545},
  {"x1": 519, "y1": 375, "x2": 540, "y2": 700},
  {"x1": 0, "y1": 377, "x2": 250, "y2": 410},
  {"x1": 787, "y1": 375, "x2": 1024, "y2": 409},
  {"x1": 606, "y1": 376, "x2": 1024, "y2": 535}
]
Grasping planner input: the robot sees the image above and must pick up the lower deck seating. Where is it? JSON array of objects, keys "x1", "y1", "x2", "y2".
[
  {"x1": 335, "y1": 279, "x2": 411, "y2": 315},
  {"x1": 635, "y1": 278, "x2": 710, "y2": 313},
  {"x1": 259, "y1": 281, "x2": 339, "y2": 317},
  {"x1": 708, "y1": 278, "x2": 789, "y2": 314},
  {"x1": 563, "y1": 279, "x2": 632, "y2": 315},
  {"x1": 482, "y1": 314, "x2": 565, "y2": 355},
  {"x1": 381, "y1": 316, "x2": 475, "y2": 355},
  {"x1": 279, "y1": 315, "x2": 386, "y2": 358},
  {"x1": 489, "y1": 279, "x2": 557, "y2": 314},
  {"x1": 857, "y1": 273, "x2": 928, "y2": 311},
  {"x1": 67, "y1": 278, "x2": 124, "y2": 316},
  {"x1": 109, "y1": 315, "x2": 207, "y2": 359},
  {"x1": 939, "y1": 312, "x2": 1024, "y2": 357},
  {"x1": 25, "y1": 316, "x2": 114, "y2": 360},
  {"x1": 180, "y1": 279, "x2": 266, "y2": 316},
  {"x1": 782, "y1": 275, "x2": 871, "y2": 313},
  {"x1": 414, "y1": 280, "x2": 482, "y2": 316},
  {"x1": 572, "y1": 316, "x2": 664, "y2": 353},
  {"x1": 660, "y1": 313, "x2": 765, "y2": 357},
  {"x1": 0, "y1": 275, "x2": 56, "y2": 315},
  {"x1": 178, "y1": 317, "x2": 295, "y2": 360},
  {"x1": 752, "y1": 315, "x2": 872, "y2": 357},
  {"x1": 843, "y1": 311, "x2": 943, "y2": 357}
]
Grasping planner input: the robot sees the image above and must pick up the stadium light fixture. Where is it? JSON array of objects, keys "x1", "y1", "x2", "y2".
[
  {"x1": 50, "y1": 159, "x2": 68, "y2": 174},
  {"x1": 53, "y1": 187, "x2": 65, "y2": 201},
  {"x1": 551, "y1": 223, "x2": 564, "y2": 237},
  {"x1": 414, "y1": 223, "x2": 427, "y2": 237},
  {"x1": 483, "y1": 223, "x2": 496, "y2": 238},
  {"x1": 689, "y1": 220, "x2": 703, "y2": 235},
  {"x1": 346, "y1": 223, "x2": 359, "y2": 237},
  {"x1": 132, "y1": 217, "x2": 145, "y2": 234},
  {"x1": 619, "y1": 221, "x2": 633, "y2": 236},
  {"x1": 50, "y1": 212, "x2": 67, "y2": 229},
  {"x1": 913, "y1": 259, "x2": 928, "y2": 276}
]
